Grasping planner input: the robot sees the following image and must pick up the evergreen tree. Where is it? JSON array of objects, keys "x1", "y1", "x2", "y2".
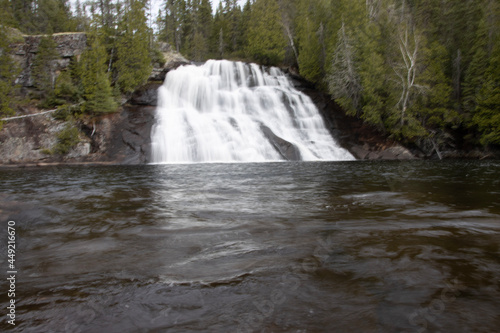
[
  {"x1": 417, "y1": 41, "x2": 456, "y2": 132},
  {"x1": 295, "y1": 0, "x2": 323, "y2": 83},
  {"x1": 358, "y1": 21, "x2": 387, "y2": 130},
  {"x1": 36, "y1": 0, "x2": 75, "y2": 33},
  {"x1": 195, "y1": 0, "x2": 213, "y2": 60},
  {"x1": 79, "y1": 30, "x2": 117, "y2": 114},
  {"x1": 474, "y1": 43, "x2": 500, "y2": 145},
  {"x1": 32, "y1": 34, "x2": 58, "y2": 97},
  {"x1": 161, "y1": 0, "x2": 186, "y2": 52},
  {"x1": 0, "y1": 26, "x2": 21, "y2": 123},
  {"x1": 471, "y1": 2, "x2": 500, "y2": 145},
  {"x1": 9, "y1": 0, "x2": 37, "y2": 33},
  {"x1": 246, "y1": 0, "x2": 287, "y2": 66},
  {"x1": 211, "y1": 2, "x2": 228, "y2": 58},
  {"x1": 463, "y1": 19, "x2": 491, "y2": 117},
  {"x1": 115, "y1": 0, "x2": 152, "y2": 94},
  {"x1": 297, "y1": 18, "x2": 321, "y2": 82},
  {"x1": 0, "y1": 0, "x2": 17, "y2": 28},
  {"x1": 238, "y1": 0, "x2": 252, "y2": 55}
]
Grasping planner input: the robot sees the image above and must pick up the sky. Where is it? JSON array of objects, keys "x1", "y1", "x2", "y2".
[{"x1": 211, "y1": 0, "x2": 248, "y2": 13}]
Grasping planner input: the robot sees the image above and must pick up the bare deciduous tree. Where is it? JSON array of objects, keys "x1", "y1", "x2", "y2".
[
  {"x1": 328, "y1": 21, "x2": 362, "y2": 115},
  {"x1": 393, "y1": 23, "x2": 420, "y2": 126}
]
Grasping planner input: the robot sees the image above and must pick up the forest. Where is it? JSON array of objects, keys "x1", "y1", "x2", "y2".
[{"x1": 0, "y1": 0, "x2": 499, "y2": 151}]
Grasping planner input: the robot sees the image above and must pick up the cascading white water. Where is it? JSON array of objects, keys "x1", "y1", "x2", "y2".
[{"x1": 150, "y1": 60, "x2": 355, "y2": 163}]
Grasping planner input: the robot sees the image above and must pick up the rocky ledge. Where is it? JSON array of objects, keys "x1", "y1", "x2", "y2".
[{"x1": 0, "y1": 104, "x2": 156, "y2": 166}]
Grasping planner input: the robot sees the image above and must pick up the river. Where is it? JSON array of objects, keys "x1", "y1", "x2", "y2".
[{"x1": 1, "y1": 160, "x2": 499, "y2": 332}]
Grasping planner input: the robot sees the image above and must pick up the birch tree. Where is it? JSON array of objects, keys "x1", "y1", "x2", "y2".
[{"x1": 393, "y1": 21, "x2": 420, "y2": 127}]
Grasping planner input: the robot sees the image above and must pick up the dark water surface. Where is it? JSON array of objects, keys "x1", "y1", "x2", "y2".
[{"x1": 0, "y1": 161, "x2": 499, "y2": 332}]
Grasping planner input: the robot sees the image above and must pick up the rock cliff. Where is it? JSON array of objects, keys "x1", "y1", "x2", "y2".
[{"x1": 12, "y1": 32, "x2": 87, "y2": 88}]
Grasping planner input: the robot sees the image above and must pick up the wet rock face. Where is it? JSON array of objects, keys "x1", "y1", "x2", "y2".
[
  {"x1": 130, "y1": 83, "x2": 162, "y2": 106},
  {"x1": 107, "y1": 106, "x2": 156, "y2": 165},
  {"x1": 289, "y1": 72, "x2": 417, "y2": 160}
]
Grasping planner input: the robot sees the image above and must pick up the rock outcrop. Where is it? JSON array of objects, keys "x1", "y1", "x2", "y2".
[
  {"x1": 149, "y1": 42, "x2": 190, "y2": 82},
  {"x1": 0, "y1": 104, "x2": 155, "y2": 166},
  {"x1": 0, "y1": 109, "x2": 92, "y2": 164}
]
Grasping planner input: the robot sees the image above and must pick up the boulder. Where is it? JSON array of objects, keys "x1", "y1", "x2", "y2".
[
  {"x1": 260, "y1": 125, "x2": 302, "y2": 161},
  {"x1": 149, "y1": 49, "x2": 190, "y2": 82},
  {"x1": 350, "y1": 145, "x2": 370, "y2": 160},
  {"x1": 385, "y1": 146, "x2": 416, "y2": 160}
]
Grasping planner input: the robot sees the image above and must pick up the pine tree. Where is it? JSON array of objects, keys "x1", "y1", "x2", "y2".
[
  {"x1": 0, "y1": 0, "x2": 17, "y2": 28},
  {"x1": 198, "y1": 0, "x2": 213, "y2": 59},
  {"x1": 0, "y1": 26, "x2": 21, "y2": 123},
  {"x1": 297, "y1": 16, "x2": 322, "y2": 83},
  {"x1": 295, "y1": 0, "x2": 322, "y2": 80},
  {"x1": 238, "y1": 0, "x2": 252, "y2": 55},
  {"x1": 161, "y1": 0, "x2": 186, "y2": 52},
  {"x1": 358, "y1": 21, "x2": 387, "y2": 129},
  {"x1": 474, "y1": 47, "x2": 500, "y2": 145},
  {"x1": 9, "y1": 0, "x2": 37, "y2": 33},
  {"x1": 246, "y1": 0, "x2": 287, "y2": 66},
  {"x1": 35, "y1": 0, "x2": 74, "y2": 33},
  {"x1": 79, "y1": 30, "x2": 117, "y2": 114},
  {"x1": 417, "y1": 40, "x2": 456, "y2": 131},
  {"x1": 32, "y1": 34, "x2": 58, "y2": 97},
  {"x1": 472, "y1": 2, "x2": 500, "y2": 145},
  {"x1": 115, "y1": 0, "x2": 152, "y2": 94},
  {"x1": 211, "y1": 2, "x2": 227, "y2": 58},
  {"x1": 463, "y1": 19, "x2": 490, "y2": 117}
]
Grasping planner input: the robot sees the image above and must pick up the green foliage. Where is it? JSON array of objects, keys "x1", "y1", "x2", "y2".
[
  {"x1": 246, "y1": 0, "x2": 287, "y2": 66},
  {"x1": 297, "y1": 18, "x2": 322, "y2": 83},
  {"x1": 54, "y1": 69, "x2": 80, "y2": 102},
  {"x1": 463, "y1": 19, "x2": 490, "y2": 116},
  {"x1": 0, "y1": 0, "x2": 17, "y2": 29},
  {"x1": 0, "y1": 26, "x2": 21, "y2": 121},
  {"x1": 42, "y1": 123, "x2": 81, "y2": 155},
  {"x1": 9, "y1": 0, "x2": 75, "y2": 34},
  {"x1": 417, "y1": 41, "x2": 458, "y2": 130},
  {"x1": 79, "y1": 31, "x2": 117, "y2": 114},
  {"x1": 150, "y1": 47, "x2": 166, "y2": 67},
  {"x1": 32, "y1": 35, "x2": 58, "y2": 97},
  {"x1": 53, "y1": 124, "x2": 80, "y2": 155},
  {"x1": 115, "y1": 0, "x2": 152, "y2": 94},
  {"x1": 473, "y1": 39, "x2": 500, "y2": 145}
]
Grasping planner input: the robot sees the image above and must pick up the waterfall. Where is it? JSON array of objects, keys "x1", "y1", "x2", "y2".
[{"x1": 150, "y1": 60, "x2": 355, "y2": 163}]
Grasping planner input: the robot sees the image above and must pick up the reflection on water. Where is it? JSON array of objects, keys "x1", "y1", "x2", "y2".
[{"x1": 0, "y1": 161, "x2": 499, "y2": 332}]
